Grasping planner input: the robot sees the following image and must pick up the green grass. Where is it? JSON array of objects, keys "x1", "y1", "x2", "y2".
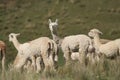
[
  {"x1": 1, "y1": 58, "x2": 120, "y2": 80},
  {"x1": 0, "y1": 0, "x2": 120, "y2": 79}
]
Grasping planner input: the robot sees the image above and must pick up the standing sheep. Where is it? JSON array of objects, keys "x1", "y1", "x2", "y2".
[{"x1": 9, "y1": 33, "x2": 58, "y2": 72}]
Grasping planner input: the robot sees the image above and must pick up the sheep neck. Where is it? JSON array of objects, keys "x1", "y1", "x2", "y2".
[
  {"x1": 12, "y1": 37, "x2": 20, "y2": 51},
  {"x1": 94, "y1": 34, "x2": 102, "y2": 48}
]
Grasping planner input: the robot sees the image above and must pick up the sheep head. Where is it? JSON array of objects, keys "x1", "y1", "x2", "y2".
[
  {"x1": 9, "y1": 33, "x2": 20, "y2": 42},
  {"x1": 48, "y1": 19, "x2": 58, "y2": 32},
  {"x1": 88, "y1": 28, "x2": 103, "y2": 38}
]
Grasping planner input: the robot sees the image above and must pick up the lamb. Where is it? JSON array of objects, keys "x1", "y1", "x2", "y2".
[
  {"x1": 9, "y1": 33, "x2": 58, "y2": 72},
  {"x1": 48, "y1": 19, "x2": 94, "y2": 65},
  {"x1": 88, "y1": 28, "x2": 120, "y2": 58},
  {"x1": 0, "y1": 41, "x2": 6, "y2": 71}
]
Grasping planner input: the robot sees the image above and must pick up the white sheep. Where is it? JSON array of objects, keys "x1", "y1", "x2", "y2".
[
  {"x1": 88, "y1": 28, "x2": 120, "y2": 58},
  {"x1": 9, "y1": 33, "x2": 58, "y2": 72}
]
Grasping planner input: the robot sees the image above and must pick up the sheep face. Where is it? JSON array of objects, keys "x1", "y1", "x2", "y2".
[
  {"x1": 49, "y1": 19, "x2": 58, "y2": 32},
  {"x1": 9, "y1": 33, "x2": 20, "y2": 42},
  {"x1": 88, "y1": 29, "x2": 103, "y2": 38}
]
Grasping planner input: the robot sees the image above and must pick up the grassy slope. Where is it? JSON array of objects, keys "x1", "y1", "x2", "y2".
[
  {"x1": 0, "y1": 0, "x2": 120, "y2": 80},
  {"x1": 0, "y1": 0, "x2": 120, "y2": 74}
]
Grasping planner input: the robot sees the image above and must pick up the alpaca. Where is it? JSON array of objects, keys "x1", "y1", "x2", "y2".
[
  {"x1": 13, "y1": 40, "x2": 58, "y2": 73},
  {"x1": 0, "y1": 41, "x2": 6, "y2": 71},
  {"x1": 88, "y1": 28, "x2": 120, "y2": 58},
  {"x1": 36, "y1": 40, "x2": 58, "y2": 73},
  {"x1": 9, "y1": 33, "x2": 58, "y2": 72},
  {"x1": 48, "y1": 19, "x2": 94, "y2": 65},
  {"x1": 48, "y1": 19, "x2": 112, "y2": 64},
  {"x1": 49, "y1": 19, "x2": 62, "y2": 47}
]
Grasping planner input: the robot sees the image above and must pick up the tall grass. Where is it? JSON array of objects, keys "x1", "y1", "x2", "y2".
[{"x1": 1, "y1": 57, "x2": 120, "y2": 80}]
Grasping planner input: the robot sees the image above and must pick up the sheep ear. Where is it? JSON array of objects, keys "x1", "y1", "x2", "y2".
[
  {"x1": 49, "y1": 19, "x2": 52, "y2": 23},
  {"x1": 55, "y1": 19, "x2": 58, "y2": 23}
]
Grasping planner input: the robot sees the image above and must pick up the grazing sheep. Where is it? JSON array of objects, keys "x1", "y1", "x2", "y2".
[
  {"x1": 48, "y1": 19, "x2": 94, "y2": 65},
  {"x1": 9, "y1": 33, "x2": 58, "y2": 72},
  {"x1": 0, "y1": 41, "x2": 6, "y2": 71},
  {"x1": 88, "y1": 28, "x2": 120, "y2": 58}
]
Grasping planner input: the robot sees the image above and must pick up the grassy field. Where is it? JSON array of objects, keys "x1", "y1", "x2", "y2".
[
  {"x1": 1, "y1": 58, "x2": 120, "y2": 80},
  {"x1": 0, "y1": 0, "x2": 120, "y2": 80}
]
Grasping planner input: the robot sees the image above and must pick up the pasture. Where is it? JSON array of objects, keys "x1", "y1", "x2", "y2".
[{"x1": 0, "y1": 0, "x2": 120, "y2": 80}]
